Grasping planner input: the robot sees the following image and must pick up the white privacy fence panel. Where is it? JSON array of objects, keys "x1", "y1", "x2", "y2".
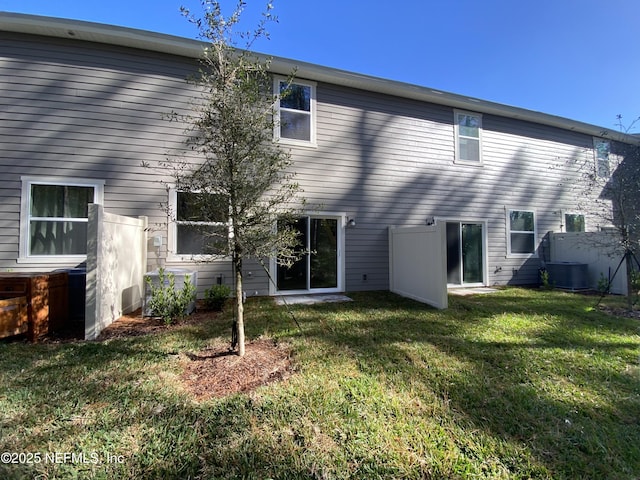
[
  {"x1": 85, "y1": 205, "x2": 148, "y2": 340},
  {"x1": 549, "y1": 231, "x2": 626, "y2": 294},
  {"x1": 389, "y1": 224, "x2": 447, "y2": 309}
]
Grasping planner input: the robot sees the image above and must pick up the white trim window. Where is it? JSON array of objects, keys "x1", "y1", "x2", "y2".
[
  {"x1": 19, "y1": 176, "x2": 104, "y2": 263},
  {"x1": 274, "y1": 77, "x2": 317, "y2": 146},
  {"x1": 168, "y1": 189, "x2": 230, "y2": 261},
  {"x1": 593, "y1": 138, "x2": 610, "y2": 178},
  {"x1": 507, "y1": 209, "x2": 537, "y2": 256},
  {"x1": 454, "y1": 110, "x2": 483, "y2": 163},
  {"x1": 270, "y1": 213, "x2": 345, "y2": 295},
  {"x1": 563, "y1": 212, "x2": 585, "y2": 232}
]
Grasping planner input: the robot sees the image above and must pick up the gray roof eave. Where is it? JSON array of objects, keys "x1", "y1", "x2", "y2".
[{"x1": 2, "y1": 11, "x2": 638, "y2": 146}]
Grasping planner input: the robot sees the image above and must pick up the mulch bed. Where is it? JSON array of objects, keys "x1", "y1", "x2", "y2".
[
  {"x1": 96, "y1": 308, "x2": 211, "y2": 340},
  {"x1": 98, "y1": 310, "x2": 292, "y2": 400},
  {"x1": 180, "y1": 338, "x2": 293, "y2": 400},
  {"x1": 44, "y1": 307, "x2": 295, "y2": 399}
]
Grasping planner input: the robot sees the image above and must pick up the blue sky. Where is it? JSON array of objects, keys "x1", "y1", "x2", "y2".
[{"x1": 2, "y1": 0, "x2": 639, "y2": 131}]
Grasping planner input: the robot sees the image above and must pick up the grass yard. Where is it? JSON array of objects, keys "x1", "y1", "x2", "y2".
[{"x1": 0, "y1": 288, "x2": 639, "y2": 479}]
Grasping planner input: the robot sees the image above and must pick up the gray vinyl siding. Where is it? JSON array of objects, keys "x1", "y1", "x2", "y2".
[
  {"x1": 0, "y1": 32, "x2": 297, "y2": 296},
  {"x1": 0, "y1": 32, "x2": 196, "y2": 275},
  {"x1": 286, "y1": 82, "x2": 596, "y2": 289},
  {"x1": 0, "y1": 31, "x2": 605, "y2": 294}
]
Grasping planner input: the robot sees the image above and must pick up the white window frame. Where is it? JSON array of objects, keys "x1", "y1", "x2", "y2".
[
  {"x1": 593, "y1": 138, "x2": 611, "y2": 178},
  {"x1": 273, "y1": 77, "x2": 317, "y2": 147},
  {"x1": 268, "y1": 212, "x2": 346, "y2": 295},
  {"x1": 562, "y1": 211, "x2": 585, "y2": 232},
  {"x1": 454, "y1": 109, "x2": 483, "y2": 164},
  {"x1": 18, "y1": 176, "x2": 105, "y2": 264},
  {"x1": 167, "y1": 188, "x2": 230, "y2": 263},
  {"x1": 506, "y1": 208, "x2": 537, "y2": 257}
]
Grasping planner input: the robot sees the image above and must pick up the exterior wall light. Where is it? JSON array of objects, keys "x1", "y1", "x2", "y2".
[{"x1": 347, "y1": 218, "x2": 356, "y2": 227}]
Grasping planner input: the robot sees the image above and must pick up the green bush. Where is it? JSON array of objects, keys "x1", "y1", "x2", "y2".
[
  {"x1": 204, "y1": 283, "x2": 231, "y2": 311},
  {"x1": 597, "y1": 272, "x2": 610, "y2": 294},
  {"x1": 539, "y1": 268, "x2": 553, "y2": 290},
  {"x1": 145, "y1": 268, "x2": 196, "y2": 324}
]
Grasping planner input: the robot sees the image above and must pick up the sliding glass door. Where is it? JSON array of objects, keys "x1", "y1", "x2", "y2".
[
  {"x1": 276, "y1": 216, "x2": 341, "y2": 293},
  {"x1": 447, "y1": 222, "x2": 484, "y2": 286}
]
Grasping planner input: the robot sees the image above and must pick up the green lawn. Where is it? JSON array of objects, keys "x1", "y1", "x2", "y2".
[{"x1": 1, "y1": 288, "x2": 639, "y2": 479}]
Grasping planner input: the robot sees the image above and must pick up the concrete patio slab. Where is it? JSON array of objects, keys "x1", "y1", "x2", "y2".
[
  {"x1": 448, "y1": 287, "x2": 499, "y2": 296},
  {"x1": 275, "y1": 294, "x2": 353, "y2": 305}
]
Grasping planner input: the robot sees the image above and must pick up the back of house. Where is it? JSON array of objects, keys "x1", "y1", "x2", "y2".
[{"x1": 1, "y1": 12, "x2": 638, "y2": 328}]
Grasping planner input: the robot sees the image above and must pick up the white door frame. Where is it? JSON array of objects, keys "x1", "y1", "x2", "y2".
[
  {"x1": 441, "y1": 218, "x2": 488, "y2": 287},
  {"x1": 269, "y1": 212, "x2": 346, "y2": 295}
]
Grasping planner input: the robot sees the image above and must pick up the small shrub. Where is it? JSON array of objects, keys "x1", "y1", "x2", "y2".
[
  {"x1": 597, "y1": 272, "x2": 610, "y2": 295},
  {"x1": 145, "y1": 268, "x2": 196, "y2": 324},
  {"x1": 204, "y1": 284, "x2": 231, "y2": 311},
  {"x1": 539, "y1": 268, "x2": 553, "y2": 290}
]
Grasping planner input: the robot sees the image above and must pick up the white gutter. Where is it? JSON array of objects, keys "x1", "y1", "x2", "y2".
[{"x1": 1, "y1": 11, "x2": 638, "y2": 146}]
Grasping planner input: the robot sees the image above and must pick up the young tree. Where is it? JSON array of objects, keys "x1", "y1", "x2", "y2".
[
  {"x1": 169, "y1": 0, "x2": 304, "y2": 356},
  {"x1": 568, "y1": 116, "x2": 640, "y2": 308}
]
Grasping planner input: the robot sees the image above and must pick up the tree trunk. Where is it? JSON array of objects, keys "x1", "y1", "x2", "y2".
[
  {"x1": 234, "y1": 255, "x2": 245, "y2": 357},
  {"x1": 625, "y1": 251, "x2": 634, "y2": 312}
]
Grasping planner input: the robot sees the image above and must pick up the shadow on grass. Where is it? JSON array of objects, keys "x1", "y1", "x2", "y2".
[
  {"x1": 0, "y1": 313, "x2": 316, "y2": 479},
  {"x1": 0, "y1": 310, "x2": 238, "y2": 478},
  {"x1": 1, "y1": 290, "x2": 638, "y2": 479},
  {"x1": 280, "y1": 289, "x2": 640, "y2": 478}
]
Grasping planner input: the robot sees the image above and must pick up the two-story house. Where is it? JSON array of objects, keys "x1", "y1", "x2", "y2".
[{"x1": 1, "y1": 12, "x2": 638, "y2": 308}]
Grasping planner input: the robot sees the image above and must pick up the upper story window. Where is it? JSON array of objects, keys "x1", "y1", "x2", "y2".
[
  {"x1": 274, "y1": 78, "x2": 317, "y2": 146},
  {"x1": 454, "y1": 110, "x2": 483, "y2": 163},
  {"x1": 168, "y1": 189, "x2": 229, "y2": 260},
  {"x1": 19, "y1": 176, "x2": 104, "y2": 262},
  {"x1": 507, "y1": 209, "x2": 537, "y2": 256},
  {"x1": 593, "y1": 138, "x2": 610, "y2": 178}
]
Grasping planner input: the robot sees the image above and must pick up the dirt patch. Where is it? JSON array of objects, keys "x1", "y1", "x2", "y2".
[
  {"x1": 180, "y1": 338, "x2": 293, "y2": 400},
  {"x1": 96, "y1": 308, "x2": 212, "y2": 340},
  {"x1": 51, "y1": 308, "x2": 294, "y2": 399},
  {"x1": 598, "y1": 305, "x2": 640, "y2": 320}
]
